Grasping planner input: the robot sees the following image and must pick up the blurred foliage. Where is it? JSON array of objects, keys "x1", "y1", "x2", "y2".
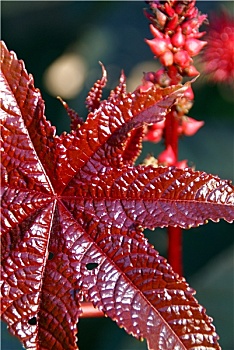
[{"x1": 1, "y1": 1, "x2": 233, "y2": 349}]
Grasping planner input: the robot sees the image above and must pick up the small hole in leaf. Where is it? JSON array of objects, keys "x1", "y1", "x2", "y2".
[
  {"x1": 86, "y1": 263, "x2": 98, "y2": 270},
  {"x1": 28, "y1": 317, "x2": 37, "y2": 325},
  {"x1": 70, "y1": 289, "x2": 77, "y2": 299},
  {"x1": 48, "y1": 252, "x2": 54, "y2": 260}
]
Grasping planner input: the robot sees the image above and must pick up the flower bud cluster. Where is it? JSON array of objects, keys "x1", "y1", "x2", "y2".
[
  {"x1": 157, "y1": 145, "x2": 188, "y2": 169},
  {"x1": 202, "y1": 9, "x2": 234, "y2": 85},
  {"x1": 141, "y1": 1, "x2": 206, "y2": 144},
  {"x1": 144, "y1": 0, "x2": 207, "y2": 79},
  {"x1": 141, "y1": 151, "x2": 188, "y2": 169},
  {"x1": 144, "y1": 114, "x2": 204, "y2": 143}
]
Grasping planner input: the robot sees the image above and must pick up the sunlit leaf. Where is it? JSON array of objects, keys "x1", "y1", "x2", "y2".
[{"x1": 1, "y1": 40, "x2": 233, "y2": 350}]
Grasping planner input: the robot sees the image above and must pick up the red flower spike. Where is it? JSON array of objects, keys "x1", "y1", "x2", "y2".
[
  {"x1": 145, "y1": 1, "x2": 207, "y2": 84},
  {"x1": 1, "y1": 40, "x2": 232, "y2": 350},
  {"x1": 144, "y1": 0, "x2": 209, "y2": 288}
]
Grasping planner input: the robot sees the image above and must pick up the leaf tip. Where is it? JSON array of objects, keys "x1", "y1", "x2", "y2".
[
  {"x1": 98, "y1": 61, "x2": 107, "y2": 79},
  {"x1": 57, "y1": 95, "x2": 67, "y2": 108}
]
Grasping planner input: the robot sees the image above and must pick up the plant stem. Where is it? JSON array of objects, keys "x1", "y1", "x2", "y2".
[
  {"x1": 167, "y1": 226, "x2": 183, "y2": 276},
  {"x1": 165, "y1": 109, "x2": 183, "y2": 276},
  {"x1": 80, "y1": 302, "x2": 104, "y2": 318},
  {"x1": 164, "y1": 109, "x2": 178, "y2": 159}
]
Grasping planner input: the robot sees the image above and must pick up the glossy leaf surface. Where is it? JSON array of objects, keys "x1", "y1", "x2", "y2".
[{"x1": 1, "y1": 41, "x2": 234, "y2": 350}]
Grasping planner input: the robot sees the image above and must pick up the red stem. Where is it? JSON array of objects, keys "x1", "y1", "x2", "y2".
[
  {"x1": 164, "y1": 110, "x2": 178, "y2": 159},
  {"x1": 164, "y1": 109, "x2": 183, "y2": 276},
  {"x1": 80, "y1": 302, "x2": 104, "y2": 318},
  {"x1": 167, "y1": 226, "x2": 183, "y2": 276}
]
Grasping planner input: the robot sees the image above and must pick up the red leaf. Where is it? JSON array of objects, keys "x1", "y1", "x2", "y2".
[
  {"x1": 85, "y1": 62, "x2": 107, "y2": 113},
  {"x1": 62, "y1": 165, "x2": 234, "y2": 229},
  {"x1": 121, "y1": 126, "x2": 145, "y2": 165},
  {"x1": 58, "y1": 97, "x2": 84, "y2": 131},
  {"x1": 1, "y1": 41, "x2": 233, "y2": 350}
]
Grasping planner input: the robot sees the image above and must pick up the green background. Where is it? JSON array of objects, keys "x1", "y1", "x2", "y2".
[{"x1": 1, "y1": 1, "x2": 233, "y2": 349}]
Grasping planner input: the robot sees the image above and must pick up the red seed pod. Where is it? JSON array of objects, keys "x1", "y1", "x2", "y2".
[
  {"x1": 155, "y1": 8, "x2": 167, "y2": 29},
  {"x1": 138, "y1": 80, "x2": 154, "y2": 93},
  {"x1": 164, "y1": 2, "x2": 175, "y2": 17},
  {"x1": 158, "y1": 145, "x2": 176, "y2": 166},
  {"x1": 182, "y1": 117, "x2": 204, "y2": 136},
  {"x1": 167, "y1": 65, "x2": 182, "y2": 84},
  {"x1": 184, "y1": 38, "x2": 207, "y2": 56},
  {"x1": 186, "y1": 6, "x2": 198, "y2": 19},
  {"x1": 160, "y1": 50, "x2": 174, "y2": 66},
  {"x1": 177, "y1": 123, "x2": 183, "y2": 136},
  {"x1": 191, "y1": 31, "x2": 207, "y2": 39},
  {"x1": 175, "y1": 159, "x2": 188, "y2": 169},
  {"x1": 171, "y1": 28, "x2": 185, "y2": 48},
  {"x1": 145, "y1": 120, "x2": 165, "y2": 143},
  {"x1": 145, "y1": 128, "x2": 163, "y2": 143},
  {"x1": 149, "y1": 24, "x2": 164, "y2": 39},
  {"x1": 145, "y1": 38, "x2": 168, "y2": 57},
  {"x1": 183, "y1": 86, "x2": 194, "y2": 100},
  {"x1": 175, "y1": 3, "x2": 186, "y2": 15},
  {"x1": 174, "y1": 50, "x2": 191, "y2": 68},
  {"x1": 185, "y1": 65, "x2": 200, "y2": 77},
  {"x1": 181, "y1": 18, "x2": 199, "y2": 35},
  {"x1": 166, "y1": 14, "x2": 179, "y2": 32},
  {"x1": 143, "y1": 71, "x2": 157, "y2": 83},
  {"x1": 197, "y1": 14, "x2": 208, "y2": 26},
  {"x1": 154, "y1": 68, "x2": 171, "y2": 86},
  {"x1": 154, "y1": 119, "x2": 165, "y2": 130},
  {"x1": 154, "y1": 67, "x2": 166, "y2": 80},
  {"x1": 143, "y1": 9, "x2": 154, "y2": 23}
]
